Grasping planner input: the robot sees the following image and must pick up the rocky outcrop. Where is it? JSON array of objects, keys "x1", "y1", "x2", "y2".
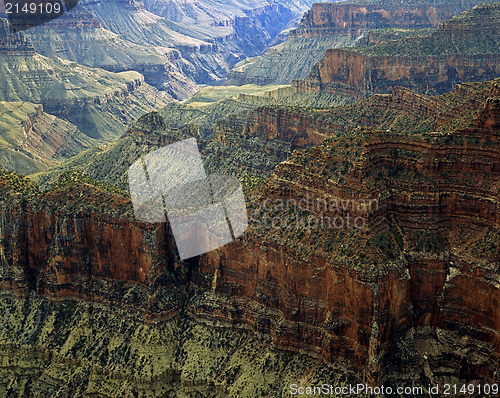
[
  {"x1": 72, "y1": 0, "x2": 313, "y2": 88},
  {"x1": 0, "y1": 20, "x2": 172, "y2": 141},
  {"x1": 228, "y1": 0, "x2": 494, "y2": 85},
  {"x1": 0, "y1": 292, "x2": 346, "y2": 397},
  {"x1": 227, "y1": 35, "x2": 360, "y2": 85},
  {"x1": 0, "y1": 101, "x2": 97, "y2": 175},
  {"x1": 290, "y1": 0, "x2": 493, "y2": 38},
  {"x1": 294, "y1": 3, "x2": 500, "y2": 97},
  {"x1": 0, "y1": 18, "x2": 35, "y2": 55},
  {"x1": 194, "y1": 80, "x2": 500, "y2": 384},
  {"x1": 0, "y1": 79, "x2": 499, "y2": 394},
  {"x1": 21, "y1": 6, "x2": 198, "y2": 100},
  {"x1": 294, "y1": 49, "x2": 500, "y2": 97}
]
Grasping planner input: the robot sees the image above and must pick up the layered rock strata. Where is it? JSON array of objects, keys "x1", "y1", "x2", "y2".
[
  {"x1": 294, "y1": 3, "x2": 500, "y2": 97},
  {"x1": 228, "y1": 0, "x2": 493, "y2": 85},
  {"x1": 0, "y1": 18, "x2": 171, "y2": 141},
  {"x1": 194, "y1": 80, "x2": 500, "y2": 384},
  {"x1": 291, "y1": 0, "x2": 492, "y2": 38},
  {"x1": 0, "y1": 80, "x2": 498, "y2": 394},
  {"x1": 0, "y1": 101, "x2": 95, "y2": 175},
  {"x1": 23, "y1": 5, "x2": 199, "y2": 99}
]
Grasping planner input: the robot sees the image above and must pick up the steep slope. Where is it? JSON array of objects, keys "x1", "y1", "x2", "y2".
[
  {"x1": 159, "y1": 84, "x2": 349, "y2": 135},
  {"x1": 23, "y1": 5, "x2": 198, "y2": 99},
  {"x1": 34, "y1": 77, "x2": 499, "y2": 191},
  {"x1": 0, "y1": 294, "x2": 348, "y2": 397},
  {"x1": 295, "y1": 2, "x2": 500, "y2": 97},
  {"x1": 0, "y1": 17, "x2": 171, "y2": 141},
  {"x1": 227, "y1": 0, "x2": 492, "y2": 85},
  {"x1": 142, "y1": 0, "x2": 314, "y2": 57},
  {"x1": 228, "y1": 35, "x2": 359, "y2": 85},
  {"x1": 0, "y1": 101, "x2": 95, "y2": 175},
  {"x1": 60, "y1": 0, "x2": 316, "y2": 87},
  {"x1": 31, "y1": 81, "x2": 358, "y2": 191},
  {"x1": 0, "y1": 80, "x2": 499, "y2": 395}
]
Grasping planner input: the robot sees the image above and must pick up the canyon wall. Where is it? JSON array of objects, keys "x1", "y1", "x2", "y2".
[
  {"x1": 0, "y1": 17, "x2": 172, "y2": 142},
  {"x1": 195, "y1": 87, "x2": 500, "y2": 383},
  {"x1": 289, "y1": 0, "x2": 490, "y2": 38},
  {"x1": 293, "y1": 3, "x2": 500, "y2": 97},
  {"x1": 0, "y1": 81, "x2": 499, "y2": 391},
  {"x1": 228, "y1": 0, "x2": 490, "y2": 86},
  {"x1": 293, "y1": 49, "x2": 500, "y2": 97}
]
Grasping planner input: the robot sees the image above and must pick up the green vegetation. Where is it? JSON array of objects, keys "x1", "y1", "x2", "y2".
[
  {"x1": 0, "y1": 294, "x2": 362, "y2": 397},
  {"x1": 0, "y1": 168, "x2": 40, "y2": 201},
  {"x1": 53, "y1": 170, "x2": 129, "y2": 198},
  {"x1": 159, "y1": 84, "x2": 350, "y2": 136},
  {"x1": 160, "y1": 84, "x2": 286, "y2": 134},
  {"x1": 357, "y1": 3, "x2": 500, "y2": 56},
  {"x1": 358, "y1": 27, "x2": 435, "y2": 47}
]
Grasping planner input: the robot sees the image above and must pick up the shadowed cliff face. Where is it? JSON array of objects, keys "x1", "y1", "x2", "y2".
[
  {"x1": 0, "y1": 18, "x2": 172, "y2": 142},
  {"x1": 0, "y1": 80, "x2": 499, "y2": 392}
]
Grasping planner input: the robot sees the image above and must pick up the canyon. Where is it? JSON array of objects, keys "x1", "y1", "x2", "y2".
[
  {"x1": 294, "y1": 3, "x2": 500, "y2": 97},
  {"x1": 228, "y1": 0, "x2": 496, "y2": 85},
  {"x1": 0, "y1": 101, "x2": 95, "y2": 175},
  {"x1": 0, "y1": 78, "x2": 498, "y2": 395},
  {"x1": 0, "y1": 17, "x2": 171, "y2": 143},
  {"x1": 0, "y1": 0, "x2": 499, "y2": 396},
  {"x1": 0, "y1": 0, "x2": 317, "y2": 177}
]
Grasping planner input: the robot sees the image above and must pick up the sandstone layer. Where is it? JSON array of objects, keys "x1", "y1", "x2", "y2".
[
  {"x1": 0, "y1": 79, "x2": 498, "y2": 395},
  {"x1": 228, "y1": 0, "x2": 493, "y2": 85},
  {"x1": 294, "y1": 3, "x2": 500, "y2": 97},
  {"x1": 0, "y1": 101, "x2": 95, "y2": 175}
]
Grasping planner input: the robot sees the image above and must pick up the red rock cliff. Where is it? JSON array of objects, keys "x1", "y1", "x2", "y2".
[
  {"x1": 0, "y1": 81, "x2": 499, "y2": 385},
  {"x1": 194, "y1": 80, "x2": 500, "y2": 383},
  {"x1": 290, "y1": 0, "x2": 495, "y2": 38},
  {"x1": 293, "y1": 3, "x2": 500, "y2": 97}
]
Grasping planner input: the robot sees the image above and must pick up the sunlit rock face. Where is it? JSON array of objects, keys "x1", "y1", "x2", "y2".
[
  {"x1": 290, "y1": 0, "x2": 493, "y2": 38},
  {"x1": 294, "y1": 3, "x2": 500, "y2": 97},
  {"x1": 0, "y1": 79, "x2": 499, "y2": 394},
  {"x1": 227, "y1": 0, "x2": 494, "y2": 85}
]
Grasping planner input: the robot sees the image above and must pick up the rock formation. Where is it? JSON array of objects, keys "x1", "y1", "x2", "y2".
[
  {"x1": 294, "y1": 3, "x2": 500, "y2": 97},
  {"x1": 228, "y1": 0, "x2": 494, "y2": 85},
  {"x1": 0, "y1": 101, "x2": 96, "y2": 175},
  {"x1": 195, "y1": 78, "x2": 500, "y2": 384},
  {"x1": 23, "y1": 3, "x2": 199, "y2": 99},
  {"x1": 0, "y1": 78, "x2": 499, "y2": 394},
  {"x1": 0, "y1": 17, "x2": 171, "y2": 142},
  {"x1": 291, "y1": 0, "x2": 491, "y2": 38}
]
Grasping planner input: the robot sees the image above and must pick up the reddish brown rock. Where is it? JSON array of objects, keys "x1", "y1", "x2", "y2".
[
  {"x1": 290, "y1": 0, "x2": 490, "y2": 38},
  {"x1": 0, "y1": 80, "x2": 499, "y2": 386},
  {"x1": 293, "y1": 3, "x2": 500, "y2": 97}
]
